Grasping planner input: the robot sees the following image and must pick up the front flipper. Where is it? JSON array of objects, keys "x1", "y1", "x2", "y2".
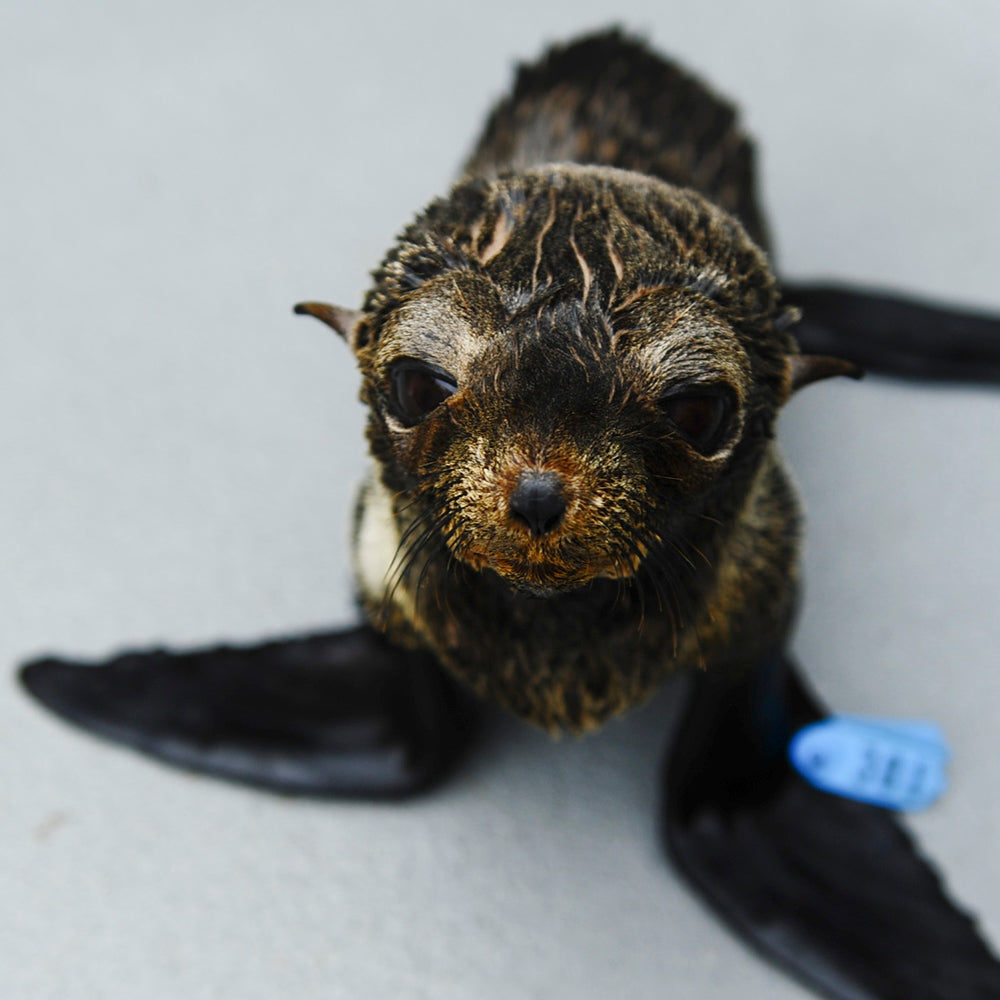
[
  {"x1": 784, "y1": 282, "x2": 1000, "y2": 384},
  {"x1": 20, "y1": 626, "x2": 478, "y2": 798},
  {"x1": 663, "y1": 653, "x2": 1000, "y2": 999}
]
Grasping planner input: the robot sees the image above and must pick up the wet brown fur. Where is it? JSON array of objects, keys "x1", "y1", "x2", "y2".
[{"x1": 314, "y1": 31, "x2": 828, "y2": 732}]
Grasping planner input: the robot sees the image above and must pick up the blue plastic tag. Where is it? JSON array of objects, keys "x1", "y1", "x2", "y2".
[{"x1": 789, "y1": 715, "x2": 950, "y2": 812}]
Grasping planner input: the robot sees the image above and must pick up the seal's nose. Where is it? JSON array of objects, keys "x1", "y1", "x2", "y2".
[{"x1": 509, "y1": 471, "x2": 566, "y2": 537}]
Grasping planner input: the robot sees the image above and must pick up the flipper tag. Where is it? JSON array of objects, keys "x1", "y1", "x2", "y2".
[{"x1": 789, "y1": 715, "x2": 950, "y2": 812}]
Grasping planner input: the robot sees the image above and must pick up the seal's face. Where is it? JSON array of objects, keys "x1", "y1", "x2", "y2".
[
  {"x1": 367, "y1": 273, "x2": 754, "y2": 595},
  {"x1": 351, "y1": 167, "x2": 795, "y2": 598}
]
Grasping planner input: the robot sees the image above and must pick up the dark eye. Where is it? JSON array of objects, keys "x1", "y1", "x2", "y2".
[
  {"x1": 389, "y1": 362, "x2": 457, "y2": 426},
  {"x1": 661, "y1": 389, "x2": 733, "y2": 454}
]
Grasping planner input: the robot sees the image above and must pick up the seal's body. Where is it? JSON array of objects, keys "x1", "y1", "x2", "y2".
[{"x1": 344, "y1": 34, "x2": 805, "y2": 731}]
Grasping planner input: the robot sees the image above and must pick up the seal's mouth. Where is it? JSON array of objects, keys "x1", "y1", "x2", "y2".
[
  {"x1": 497, "y1": 563, "x2": 588, "y2": 596},
  {"x1": 504, "y1": 577, "x2": 565, "y2": 598},
  {"x1": 459, "y1": 546, "x2": 637, "y2": 595}
]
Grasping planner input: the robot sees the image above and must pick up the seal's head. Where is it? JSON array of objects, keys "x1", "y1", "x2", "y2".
[{"x1": 303, "y1": 168, "x2": 831, "y2": 590}]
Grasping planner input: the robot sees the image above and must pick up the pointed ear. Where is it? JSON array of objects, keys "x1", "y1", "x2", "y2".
[
  {"x1": 786, "y1": 353, "x2": 864, "y2": 394},
  {"x1": 293, "y1": 302, "x2": 364, "y2": 352}
]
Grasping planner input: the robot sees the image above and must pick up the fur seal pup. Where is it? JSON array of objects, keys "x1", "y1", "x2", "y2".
[{"x1": 21, "y1": 30, "x2": 1000, "y2": 999}]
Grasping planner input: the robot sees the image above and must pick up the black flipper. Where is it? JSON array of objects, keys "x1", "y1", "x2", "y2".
[
  {"x1": 663, "y1": 652, "x2": 1000, "y2": 1000},
  {"x1": 784, "y1": 282, "x2": 1000, "y2": 384},
  {"x1": 19, "y1": 626, "x2": 478, "y2": 798}
]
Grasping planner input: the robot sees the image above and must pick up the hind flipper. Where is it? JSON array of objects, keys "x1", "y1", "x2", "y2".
[
  {"x1": 19, "y1": 626, "x2": 478, "y2": 798},
  {"x1": 785, "y1": 282, "x2": 1000, "y2": 384},
  {"x1": 663, "y1": 652, "x2": 1000, "y2": 999}
]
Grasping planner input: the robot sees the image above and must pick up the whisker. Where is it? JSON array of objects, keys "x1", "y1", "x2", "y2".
[
  {"x1": 380, "y1": 508, "x2": 447, "y2": 619},
  {"x1": 666, "y1": 537, "x2": 697, "y2": 572}
]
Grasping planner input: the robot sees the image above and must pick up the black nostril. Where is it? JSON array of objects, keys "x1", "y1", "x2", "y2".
[{"x1": 509, "y1": 471, "x2": 566, "y2": 537}]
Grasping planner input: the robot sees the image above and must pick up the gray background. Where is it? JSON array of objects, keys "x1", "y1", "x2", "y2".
[{"x1": 4, "y1": 1, "x2": 999, "y2": 997}]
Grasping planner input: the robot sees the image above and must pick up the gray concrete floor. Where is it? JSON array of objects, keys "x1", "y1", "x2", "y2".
[{"x1": 4, "y1": 2, "x2": 1000, "y2": 997}]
